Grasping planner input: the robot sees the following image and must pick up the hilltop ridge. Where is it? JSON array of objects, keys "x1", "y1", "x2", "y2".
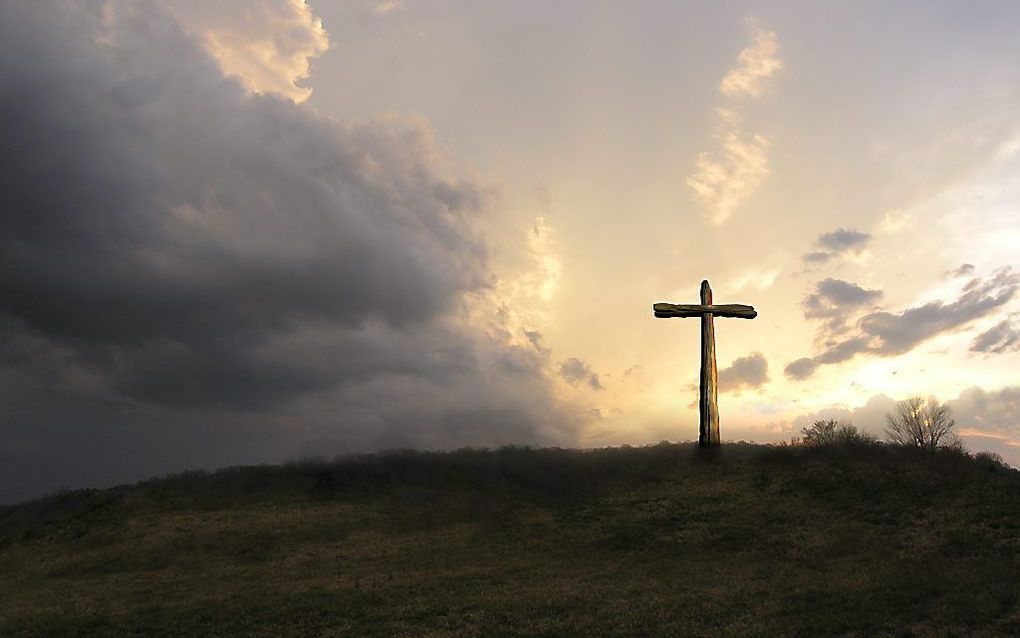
[{"x1": 2, "y1": 443, "x2": 1019, "y2": 637}]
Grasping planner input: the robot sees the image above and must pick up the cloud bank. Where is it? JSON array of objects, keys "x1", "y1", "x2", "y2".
[{"x1": 0, "y1": 1, "x2": 576, "y2": 503}]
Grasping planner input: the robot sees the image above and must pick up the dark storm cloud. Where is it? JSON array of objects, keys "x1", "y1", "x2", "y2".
[
  {"x1": 718, "y1": 352, "x2": 769, "y2": 393},
  {"x1": 785, "y1": 268, "x2": 1018, "y2": 379},
  {"x1": 970, "y1": 319, "x2": 1020, "y2": 353},
  {"x1": 801, "y1": 227, "x2": 871, "y2": 264},
  {"x1": 559, "y1": 358, "x2": 603, "y2": 391},
  {"x1": 0, "y1": 2, "x2": 575, "y2": 503}
]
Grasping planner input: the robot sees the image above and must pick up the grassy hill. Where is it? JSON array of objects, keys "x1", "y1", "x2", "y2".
[{"x1": 2, "y1": 442, "x2": 1019, "y2": 637}]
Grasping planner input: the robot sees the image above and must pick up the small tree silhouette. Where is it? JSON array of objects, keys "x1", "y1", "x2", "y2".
[
  {"x1": 885, "y1": 395, "x2": 959, "y2": 451},
  {"x1": 801, "y1": 419, "x2": 874, "y2": 446}
]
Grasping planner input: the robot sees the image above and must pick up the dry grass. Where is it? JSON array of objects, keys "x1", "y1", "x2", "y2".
[{"x1": 2, "y1": 443, "x2": 1019, "y2": 637}]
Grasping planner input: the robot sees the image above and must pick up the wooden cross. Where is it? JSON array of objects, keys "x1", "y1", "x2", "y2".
[{"x1": 653, "y1": 280, "x2": 757, "y2": 447}]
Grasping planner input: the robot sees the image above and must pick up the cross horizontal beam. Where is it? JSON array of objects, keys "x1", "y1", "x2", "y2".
[{"x1": 653, "y1": 303, "x2": 757, "y2": 319}]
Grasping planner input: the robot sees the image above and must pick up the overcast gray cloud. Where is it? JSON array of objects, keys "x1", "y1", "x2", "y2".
[
  {"x1": 0, "y1": 1, "x2": 576, "y2": 503},
  {"x1": 718, "y1": 352, "x2": 769, "y2": 393},
  {"x1": 786, "y1": 268, "x2": 1018, "y2": 379}
]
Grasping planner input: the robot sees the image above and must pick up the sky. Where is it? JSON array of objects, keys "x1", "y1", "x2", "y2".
[{"x1": 1, "y1": 0, "x2": 1019, "y2": 503}]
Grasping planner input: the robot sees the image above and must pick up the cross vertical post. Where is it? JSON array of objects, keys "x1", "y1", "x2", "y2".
[
  {"x1": 699, "y1": 280, "x2": 719, "y2": 447},
  {"x1": 652, "y1": 280, "x2": 757, "y2": 447}
]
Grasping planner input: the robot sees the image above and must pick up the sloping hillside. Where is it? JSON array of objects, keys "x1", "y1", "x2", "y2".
[{"x1": 2, "y1": 443, "x2": 1019, "y2": 637}]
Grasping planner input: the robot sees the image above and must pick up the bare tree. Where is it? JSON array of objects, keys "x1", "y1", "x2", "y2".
[{"x1": 885, "y1": 396, "x2": 959, "y2": 451}]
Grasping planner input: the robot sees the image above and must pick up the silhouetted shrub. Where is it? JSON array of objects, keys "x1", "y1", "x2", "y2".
[
  {"x1": 801, "y1": 419, "x2": 876, "y2": 447},
  {"x1": 973, "y1": 450, "x2": 1008, "y2": 473}
]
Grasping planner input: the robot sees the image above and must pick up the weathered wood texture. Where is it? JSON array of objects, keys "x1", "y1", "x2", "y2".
[
  {"x1": 652, "y1": 279, "x2": 756, "y2": 448},
  {"x1": 699, "y1": 281, "x2": 720, "y2": 447},
  {"x1": 652, "y1": 303, "x2": 757, "y2": 319}
]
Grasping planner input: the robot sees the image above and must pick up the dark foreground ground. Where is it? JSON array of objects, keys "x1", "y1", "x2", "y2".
[{"x1": 2, "y1": 442, "x2": 1019, "y2": 637}]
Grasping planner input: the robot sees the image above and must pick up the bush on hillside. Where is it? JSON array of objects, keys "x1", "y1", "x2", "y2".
[{"x1": 801, "y1": 419, "x2": 876, "y2": 447}]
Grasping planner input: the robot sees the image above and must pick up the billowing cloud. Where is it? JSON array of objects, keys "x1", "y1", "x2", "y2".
[
  {"x1": 718, "y1": 352, "x2": 769, "y2": 393},
  {"x1": 167, "y1": 0, "x2": 329, "y2": 102},
  {"x1": 719, "y1": 22, "x2": 783, "y2": 98},
  {"x1": 802, "y1": 228, "x2": 871, "y2": 263},
  {"x1": 786, "y1": 268, "x2": 1019, "y2": 378},
  {"x1": 0, "y1": 1, "x2": 578, "y2": 503},
  {"x1": 559, "y1": 357, "x2": 603, "y2": 391}
]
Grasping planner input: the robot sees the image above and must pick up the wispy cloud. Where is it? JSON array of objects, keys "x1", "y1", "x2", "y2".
[
  {"x1": 373, "y1": 1, "x2": 405, "y2": 15},
  {"x1": 728, "y1": 264, "x2": 783, "y2": 293},
  {"x1": 687, "y1": 116, "x2": 771, "y2": 224},
  {"x1": 687, "y1": 20, "x2": 781, "y2": 225},
  {"x1": 719, "y1": 22, "x2": 783, "y2": 98},
  {"x1": 879, "y1": 208, "x2": 912, "y2": 234}
]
